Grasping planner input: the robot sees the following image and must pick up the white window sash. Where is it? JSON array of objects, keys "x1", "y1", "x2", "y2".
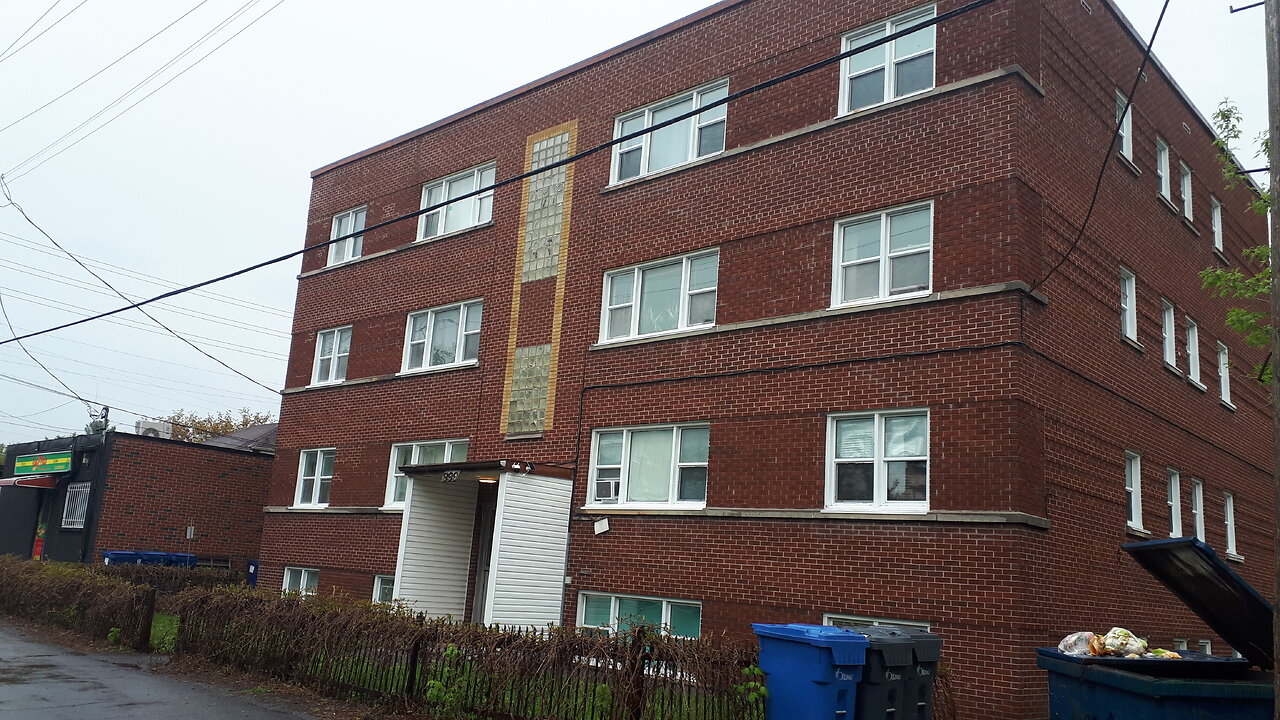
[
  {"x1": 1186, "y1": 318, "x2": 1201, "y2": 384},
  {"x1": 1191, "y1": 480, "x2": 1205, "y2": 540},
  {"x1": 1223, "y1": 492, "x2": 1237, "y2": 556},
  {"x1": 328, "y1": 206, "x2": 366, "y2": 265},
  {"x1": 1115, "y1": 91, "x2": 1133, "y2": 159},
  {"x1": 402, "y1": 300, "x2": 483, "y2": 372},
  {"x1": 1211, "y1": 197, "x2": 1223, "y2": 251},
  {"x1": 832, "y1": 202, "x2": 933, "y2": 307},
  {"x1": 311, "y1": 326, "x2": 351, "y2": 385},
  {"x1": 1125, "y1": 452, "x2": 1143, "y2": 530},
  {"x1": 384, "y1": 439, "x2": 468, "y2": 507},
  {"x1": 840, "y1": 6, "x2": 937, "y2": 114},
  {"x1": 295, "y1": 449, "x2": 335, "y2": 507},
  {"x1": 577, "y1": 592, "x2": 702, "y2": 638},
  {"x1": 588, "y1": 425, "x2": 709, "y2": 507},
  {"x1": 1161, "y1": 301, "x2": 1176, "y2": 366},
  {"x1": 611, "y1": 80, "x2": 729, "y2": 183},
  {"x1": 417, "y1": 163, "x2": 496, "y2": 240},
  {"x1": 284, "y1": 567, "x2": 319, "y2": 596},
  {"x1": 1180, "y1": 162, "x2": 1193, "y2": 220},
  {"x1": 1155, "y1": 138, "x2": 1170, "y2": 199},
  {"x1": 1218, "y1": 343, "x2": 1232, "y2": 405},
  {"x1": 1166, "y1": 469, "x2": 1181, "y2": 537},
  {"x1": 826, "y1": 409, "x2": 929, "y2": 512},
  {"x1": 374, "y1": 575, "x2": 396, "y2": 603},
  {"x1": 1119, "y1": 269, "x2": 1137, "y2": 340},
  {"x1": 599, "y1": 251, "x2": 718, "y2": 342}
]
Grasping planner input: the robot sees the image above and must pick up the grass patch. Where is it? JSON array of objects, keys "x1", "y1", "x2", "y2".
[{"x1": 151, "y1": 612, "x2": 179, "y2": 653}]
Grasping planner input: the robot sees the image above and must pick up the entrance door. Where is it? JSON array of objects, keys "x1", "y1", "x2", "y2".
[{"x1": 470, "y1": 496, "x2": 497, "y2": 622}]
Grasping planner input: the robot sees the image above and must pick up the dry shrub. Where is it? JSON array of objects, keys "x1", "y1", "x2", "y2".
[
  {"x1": 0, "y1": 554, "x2": 153, "y2": 647},
  {"x1": 93, "y1": 563, "x2": 242, "y2": 595}
]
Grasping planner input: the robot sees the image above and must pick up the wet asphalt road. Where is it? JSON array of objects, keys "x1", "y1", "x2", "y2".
[{"x1": 0, "y1": 620, "x2": 319, "y2": 719}]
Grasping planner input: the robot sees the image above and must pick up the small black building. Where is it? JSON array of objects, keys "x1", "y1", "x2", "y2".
[{"x1": 0, "y1": 434, "x2": 109, "y2": 563}]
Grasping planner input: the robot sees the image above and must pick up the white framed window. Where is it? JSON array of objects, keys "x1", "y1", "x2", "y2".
[
  {"x1": 578, "y1": 592, "x2": 701, "y2": 638},
  {"x1": 1223, "y1": 491, "x2": 1238, "y2": 556},
  {"x1": 374, "y1": 574, "x2": 396, "y2": 604},
  {"x1": 1119, "y1": 268, "x2": 1137, "y2": 341},
  {"x1": 1218, "y1": 342, "x2": 1232, "y2": 406},
  {"x1": 1173, "y1": 638, "x2": 1189, "y2": 651},
  {"x1": 295, "y1": 449, "x2": 335, "y2": 508},
  {"x1": 311, "y1": 326, "x2": 352, "y2": 385},
  {"x1": 841, "y1": 5, "x2": 936, "y2": 114},
  {"x1": 1115, "y1": 91, "x2": 1133, "y2": 161},
  {"x1": 283, "y1": 567, "x2": 319, "y2": 596},
  {"x1": 1166, "y1": 469, "x2": 1181, "y2": 537},
  {"x1": 1161, "y1": 300, "x2": 1176, "y2": 366},
  {"x1": 612, "y1": 80, "x2": 728, "y2": 183},
  {"x1": 417, "y1": 163, "x2": 495, "y2": 241},
  {"x1": 402, "y1": 299, "x2": 483, "y2": 373},
  {"x1": 1191, "y1": 478, "x2": 1205, "y2": 541},
  {"x1": 327, "y1": 206, "x2": 365, "y2": 265},
  {"x1": 601, "y1": 250, "x2": 717, "y2": 342},
  {"x1": 385, "y1": 439, "x2": 469, "y2": 507},
  {"x1": 1186, "y1": 317, "x2": 1202, "y2": 386},
  {"x1": 589, "y1": 425, "x2": 708, "y2": 507},
  {"x1": 833, "y1": 202, "x2": 932, "y2": 306},
  {"x1": 1198, "y1": 639, "x2": 1213, "y2": 655},
  {"x1": 1211, "y1": 197, "x2": 1223, "y2": 252},
  {"x1": 827, "y1": 410, "x2": 928, "y2": 513},
  {"x1": 824, "y1": 613, "x2": 931, "y2": 631},
  {"x1": 1124, "y1": 451, "x2": 1143, "y2": 530},
  {"x1": 1180, "y1": 162, "x2": 1193, "y2": 220},
  {"x1": 1155, "y1": 138, "x2": 1170, "y2": 199},
  {"x1": 61, "y1": 481, "x2": 90, "y2": 529}
]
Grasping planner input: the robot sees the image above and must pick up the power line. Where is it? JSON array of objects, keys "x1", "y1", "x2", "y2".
[
  {"x1": 4, "y1": 355, "x2": 276, "y2": 405},
  {"x1": 6, "y1": 0, "x2": 286, "y2": 181},
  {"x1": 0, "y1": 398, "x2": 77, "y2": 419},
  {"x1": 1029, "y1": 0, "x2": 1171, "y2": 292},
  {"x1": 4, "y1": 327, "x2": 277, "y2": 379},
  {"x1": 0, "y1": 286, "x2": 94, "y2": 412},
  {"x1": 0, "y1": 0, "x2": 212, "y2": 135},
  {"x1": 1, "y1": 179, "x2": 283, "y2": 395},
  {"x1": 0, "y1": 1, "x2": 61, "y2": 60},
  {"x1": 0, "y1": 0, "x2": 1001, "y2": 347},
  {"x1": 0, "y1": 0, "x2": 90, "y2": 65}
]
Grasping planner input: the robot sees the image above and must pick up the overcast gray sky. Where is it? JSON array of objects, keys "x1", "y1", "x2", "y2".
[{"x1": 0, "y1": 0, "x2": 1269, "y2": 445}]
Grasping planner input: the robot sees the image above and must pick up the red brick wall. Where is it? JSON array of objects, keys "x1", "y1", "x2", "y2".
[
  {"x1": 258, "y1": 0, "x2": 1274, "y2": 718},
  {"x1": 96, "y1": 434, "x2": 272, "y2": 571}
]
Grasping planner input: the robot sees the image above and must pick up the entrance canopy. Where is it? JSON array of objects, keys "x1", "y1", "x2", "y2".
[
  {"x1": 0, "y1": 475, "x2": 59, "y2": 489},
  {"x1": 396, "y1": 458, "x2": 571, "y2": 482}
]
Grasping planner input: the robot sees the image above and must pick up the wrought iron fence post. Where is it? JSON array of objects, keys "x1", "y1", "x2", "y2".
[
  {"x1": 133, "y1": 586, "x2": 157, "y2": 653},
  {"x1": 624, "y1": 625, "x2": 649, "y2": 720},
  {"x1": 405, "y1": 634, "x2": 423, "y2": 699}
]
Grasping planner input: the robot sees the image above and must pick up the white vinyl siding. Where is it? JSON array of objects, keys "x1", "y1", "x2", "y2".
[
  {"x1": 283, "y1": 567, "x2": 318, "y2": 596},
  {"x1": 1211, "y1": 197, "x2": 1223, "y2": 252},
  {"x1": 393, "y1": 472, "x2": 478, "y2": 616},
  {"x1": 1155, "y1": 138, "x2": 1170, "y2": 199},
  {"x1": 1218, "y1": 342, "x2": 1232, "y2": 407},
  {"x1": 61, "y1": 482, "x2": 90, "y2": 529},
  {"x1": 827, "y1": 410, "x2": 928, "y2": 513},
  {"x1": 834, "y1": 203, "x2": 932, "y2": 306},
  {"x1": 418, "y1": 163, "x2": 495, "y2": 240},
  {"x1": 1187, "y1": 317, "x2": 1202, "y2": 386},
  {"x1": 385, "y1": 439, "x2": 469, "y2": 508},
  {"x1": 484, "y1": 473, "x2": 574, "y2": 626},
  {"x1": 1119, "y1": 268, "x2": 1137, "y2": 341},
  {"x1": 602, "y1": 250, "x2": 718, "y2": 341},
  {"x1": 311, "y1": 326, "x2": 352, "y2": 385},
  {"x1": 589, "y1": 425, "x2": 709, "y2": 507},
  {"x1": 612, "y1": 80, "x2": 728, "y2": 183},
  {"x1": 1125, "y1": 452, "x2": 1143, "y2": 530},
  {"x1": 327, "y1": 206, "x2": 365, "y2": 265},
  {"x1": 294, "y1": 449, "x2": 335, "y2": 508},
  {"x1": 1191, "y1": 479, "x2": 1205, "y2": 541},
  {"x1": 841, "y1": 5, "x2": 936, "y2": 114},
  {"x1": 402, "y1": 299, "x2": 483, "y2": 372},
  {"x1": 1116, "y1": 91, "x2": 1133, "y2": 161},
  {"x1": 1167, "y1": 469, "x2": 1181, "y2": 537},
  {"x1": 1223, "y1": 491, "x2": 1238, "y2": 557},
  {"x1": 1180, "y1": 162, "x2": 1193, "y2": 220},
  {"x1": 579, "y1": 592, "x2": 702, "y2": 638},
  {"x1": 1161, "y1": 300, "x2": 1176, "y2": 367}
]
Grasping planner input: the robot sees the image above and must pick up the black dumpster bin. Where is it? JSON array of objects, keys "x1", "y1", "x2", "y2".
[{"x1": 845, "y1": 625, "x2": 943, "y2": 720}]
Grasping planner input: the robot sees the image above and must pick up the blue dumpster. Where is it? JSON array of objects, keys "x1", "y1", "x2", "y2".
[
  {"x1": 137, "y1": 551, "x2": 170, "y2": 565},
  {"x1": 168, "y1": 553, "x2": 197, "y2": 568},
  {"x1": 101, "y1": 551, "x2": 140, "y2": 565},
  {"x1": 753, "y1": 623, "x2": 869, "y2": 720}
]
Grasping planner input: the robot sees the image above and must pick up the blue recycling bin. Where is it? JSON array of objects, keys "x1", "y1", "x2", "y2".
[
  {"x1": 168, "y1": 553, "x2": 197, "y2": 568},
  {"x1": 753, "y1": 623, "x2": 869, "y2": 720},
  {"x1": 137, "y1": 551, "x2": 170, "y2": 565},
  {"x1": 101, "y1": 551, "x2": 140, "y2": 565}
]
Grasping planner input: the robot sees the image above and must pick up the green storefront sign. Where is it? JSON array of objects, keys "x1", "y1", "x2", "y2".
[{"x1": 14, "y1": 451, "x2": 73, "y2": 475}]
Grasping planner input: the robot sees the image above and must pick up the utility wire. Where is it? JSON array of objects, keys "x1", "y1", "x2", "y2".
[
  {"x1": 0, "y1": 0, "x2": 212, "y2": 135},
  {"x1": 2, "y1": 327, "x2": 279, "y2": 379},
  {"x1": 1, "y1": 179, "x2": 283, "y2": 394},
  {"x1": 0, "y1": 1, "x2": 61, "y2": 60},
  {"x1": 1029, "y1": 0, "x2": 1171, "y2": 292},
  {"x1": 0, "y1": 289, "x2": 93, "y2": 412},
  {"x1": 0, "y1": 0, "x2": 90, "y2": 65},
  {"x1": 6, "y1": 0, "x2": 285, "y2": 181},
  {"x1": 0, "y1": 0, "x2": 1001, "y2": 347}
]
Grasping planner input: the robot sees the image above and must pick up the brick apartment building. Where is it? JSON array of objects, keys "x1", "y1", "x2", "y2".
[{"x1": 257, "y1": 0, "x2": 1273, "y2": 716}]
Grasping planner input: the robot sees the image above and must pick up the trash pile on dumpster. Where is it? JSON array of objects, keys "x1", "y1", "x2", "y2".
[{"x1": 1056, "y1": 627, "x2": 1182, "y2": 659}]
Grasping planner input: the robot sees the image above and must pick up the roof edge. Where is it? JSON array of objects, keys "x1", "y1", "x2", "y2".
[{"x1": 310, "y1": 0, "x2": 748, "y2": 178}]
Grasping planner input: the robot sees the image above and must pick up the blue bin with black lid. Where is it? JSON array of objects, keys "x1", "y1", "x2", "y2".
[
  {"x1": 752, "y1": 623, "x2": 869, "y2": 720},
  {"x1": 137, "y1": 551, "x2": 171, "y2": 565},
  {"x1": 101, "y1": 550, "x2": 140, "y2": 565},
  {"x1": 1037, "y1": 537, "x2": 1273, "y2": 719}
]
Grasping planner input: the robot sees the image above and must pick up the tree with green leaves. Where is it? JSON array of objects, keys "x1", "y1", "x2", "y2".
[
  {"x1": 159, "y1": 408, "x2": 277, "y2": 443},
  {"x1": 1199, "y1": 100, "x2": 1273, "y2": 382},
  {"x1": 84, "y1": 419, "x2": 116, "y2": 435}
]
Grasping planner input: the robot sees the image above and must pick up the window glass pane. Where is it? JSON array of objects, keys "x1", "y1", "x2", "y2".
[
  {"x1": 333, "y1": 355, "x2": 348, "y2": 381},
  {"x1": 317, "y1": 477, "x2": 331, "y2": 504},
  {"x1": 430, "y1": 308, "x2": 460, "y2": 365},
  {"x1": 892, "y1": 20, "x2": 934, "y2": 58},
  {"x1": 679, "y1": 427, "x2": 709, "y2": 463},
  {"x1": 377, "y1": 578, "x2": 394, "y2": 603},
  {"x1": 303, "y1": 571, "x2": 318, "y2": 592},
  {"x1": 842, "y1": 219, "x2": 882, "y2": 261},
  {"x1": 893, "y1": 53, "x2": 934, "y2": 96},
  {"x1": 846, "y1": 28, "x2": 887, "y2": 74},
  {"x1": 687, "y1": 291, "x2": 716, "y2": 326},
  {"x1": 302, "y1": 451, "x2": 318, "y2": 478},
  {"x1": 408, "y1": 343, "x2": 425, "y2": 369},
  {"x1": 464, "y1": 302, "x2": 483, "y2": 332},
  {"x1": 480, "y1": 166, "x2": 495, "y2": 189},
  {"x1": 626, "y1": 429, "x2": 674, "y2": 502},
  {"x1": 688, "y1": 254, "x2": 718, "y2": 290},
  {"x1": 597, "y1": 432, "x2": 624, "y2": 466},
  {"x1": 443, "y1": 197, "x2": 476, "y2": 234},
  {"x1": 353, "y1": 208, "x2": 366, "y2": 230},
  {"x1": 608, "y1": 307, "x2": 632, "y2": 338},
  {"x1": 299, "y1": 477, "x2": 314, "y2": 504},
  {"x1": 884, "y1": 415, "x2": 927, "y2": 457},
  {"x1": 409, "y1": 314, "x2": 430, "y2": 343},
  {"x1": 425, "y1": 184, "x2": 443, "y2": 206},
  {"x1": 886, "y1": 460, "x2": 927, "y2": 501},
  {"x1": 335, "y1": 329, "x2": 351, "y2": 355},
  {"x1": 697, "y1": 84, "x2": 728, "y2": 120},
  {"x1": 618, "y1": 148, "x2": 642, "y2": 180},
  {"x1": 595, "y1": 468, "x2": 620, "y2": 501},
  {"x1": 333, "y1": 215, "x2": 350, "y2": 238},
  {"x1": 583, "y1": 595, "x2": 612, "y2": 627},
  {"x1": 888, "y1": 209, "x2": 930, "y2": 252},
  {"x1": 478, "y1": 194, "x2": 492, "y2": 224},
  {"x1": 319, "y1": 451, "x2": 334, "y2": 477},
  {"x1": 318, "y1": 331, "x2": 335, "y2": 357},
  {"x1": 638, "y1": 263, "x2": 682, "y2": 334},
  {"x1": 317, "y1": 358, "x2": 332, "y2": 381},
  {"x1": 416, "y1": 443, "x2": 447, "y2": 465},
  {"x1": 850, "y1": 69, "x2": 886, "y2": 110},
  {"x1": 619, "y1": 115, "x2": 645, "y2": 145},
  {"x1": 678, "y1": 467, "x2": 707, "y2": 501},
  {"x1": 648, "y1": 98, "x2": 695, "y2": 172},
  {"x1": 617, "y1": 598, "x2": 663, "y2": 630},
  {"x1": 889, "y1": 252, "x2": 929, "y2": 294},
  {"x1": 395, "y1": 445, "x2": 413, "y2": 469},
  {"x1": 446, "y1": 174, "x2": 475, "y2": 200},
  {"x1": 285, "y1": 569, "x2": 299, "y2": 591},
  {"x1": 422, "y1": 213, "x2": 439, "y2": 238},
  {"x1": 669, "y1": 603, "x2": 701, "y2": 637},
  {"x1": 393, "y1": 475, "x2": 407, "y2": 503},
  {"x1": 609, "y1": 272, "x2": 634, "y2": 305},
  {"x1": 463, "y1": 334, "x2": 480, "y2": 360},
  {"x1": 449, "y1": 442, "x2": 468, "y2": 462},
  {"x1": 697, "y1": 121, "x2": 725, "y2": 157},
  {"x1": 836, "y1": 463, "x2": 874, "y2": 502},
  {"x1": 835, "y1": 418, "x2": 874, "y2": 458}
]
